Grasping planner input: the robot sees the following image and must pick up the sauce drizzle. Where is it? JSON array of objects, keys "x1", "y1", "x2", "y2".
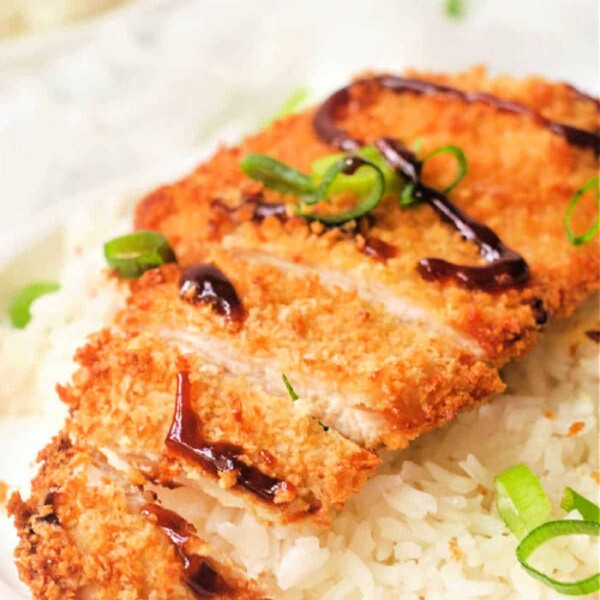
[
  {"x1": 375, "y1": 137, "x2": 529, "y2": 290},
  {"x1": 361, "y1": 237, "x2": 397, "y2": 262},
  {"x1": 314, "y1": 75, "x2": 600, "y2": 154},
  {"x1": 141, "y1": 503, "x2": 231, "y2": 597},
  {"x1": 585, "y1": 330, "x2": 600, "y2": 343},
  {"x1": 311, "y1": 75, "x2": 594, "y2": 290},
  {"x1": 166, "y1": 371, "x2": 295, "y2": 503},
  {"x1": 179, "y1": 263, "x2": 244, "y2": 322}
]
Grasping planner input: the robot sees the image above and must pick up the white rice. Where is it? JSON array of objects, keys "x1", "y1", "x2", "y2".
[{"x1": 0, "y1": 203, "x2": 598, "y2": 599}]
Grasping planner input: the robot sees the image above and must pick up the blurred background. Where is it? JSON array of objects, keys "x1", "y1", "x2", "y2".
[{"x1": 0, "y1": 0, "x2": 598, "y2": 253}]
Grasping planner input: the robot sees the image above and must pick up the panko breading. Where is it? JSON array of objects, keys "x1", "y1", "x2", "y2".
[
  {"x1": 10, "y1": 66, "x2": 600, "y2": 599},
  {"x1": 136, "y1": 66, "x2": 599, "y2": 363},
  {"x1": 115, "y1": 258, "x2": 503, "y2": 449},
  {"x1": 59, "y1": 329, "x2": 380, "y2": 525},
  {"x1": 8, "y1": 435, "x2": 264, "y2": 600}
]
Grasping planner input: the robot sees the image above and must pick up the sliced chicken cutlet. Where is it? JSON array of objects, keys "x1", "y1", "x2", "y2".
[
  {"x1": 58, "y1": 329, "x2": 380, "y2": 525},
  {"x1": 135, "y1": 66, "x2": 599, "y2": 363},
  {"x1": 112, "y1": 257, "x2": 503, "y2": 449},
  {"x1": 8, "y1": 435, "x2": 264, "y2": 600}
]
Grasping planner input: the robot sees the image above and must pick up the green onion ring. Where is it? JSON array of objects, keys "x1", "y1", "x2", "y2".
[
  {"x1": 311, "y1": 145, "x2": 402, "y2": 197},
  {"x1": 561, "y1": 487, "x2": 600, "y2": 523},
  {"x1": 282, "y1": 373, "x2": 299, "y2": 401},
  {"x1": 8, "y1": 281, "x2": 60, "y2": 329},
  {"x1": 564, "y1": 176, "x2": 600, "y2": 246},
  {"x1": 516, "y1": 520, "x2": 600, "y2": 596},
  {"x1": 421, "y1": 144, "x2": 468, "y2": 194},
  {"x1": 104, "y1": 231, "x2": 177, "y2": 279},
  {"x1": 296, "y1": 155, "x2": 386, "y2": 225},
  {"x1": 240, "y1": 154, "x2": 316, "y2": 197},
  {"x1": 263, "y1": 87, "x2": 310, "y2": 126},
  {"x1": 495, "y1": 464, "x2": 552, "y2": 539}
]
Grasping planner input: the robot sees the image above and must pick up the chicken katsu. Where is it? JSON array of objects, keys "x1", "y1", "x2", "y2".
[
  {"x1": 9, "y1": 66, "x2": 599, "y2": 599},
  {"x1": 9, "y1": 436, "x2": 265, "y2": 599},
  {"x1": 59, "y1": 328, "x2": 380, "y2": 525}
]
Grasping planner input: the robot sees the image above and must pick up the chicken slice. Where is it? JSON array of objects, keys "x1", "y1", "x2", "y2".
[
  {"x1": 8, "y1": 435, "x2": 265, "y2": 600},
  {"x1": 113, "y1": 258, "x2": 503, "y2": 449},
  {"x1": 135, "y1": 66, "x2": 599, "y2": 363},
  {"x1": 58, "y1": 329, "x2": 380, "y2": 526}
]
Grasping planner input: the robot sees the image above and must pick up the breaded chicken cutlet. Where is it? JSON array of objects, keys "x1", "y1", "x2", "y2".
[
  {"x1": 59, "y1": 328, "x2": 380, "y2": 526},
  {"x1": 137, "y1": 66, "x2": 598, "y2": 364},
  {"x1": 9, "y1": 435, "x2": 266, "y2": 599},
  {"x1": 10, "y1": 67, "x2": 600, "y2": 599}
]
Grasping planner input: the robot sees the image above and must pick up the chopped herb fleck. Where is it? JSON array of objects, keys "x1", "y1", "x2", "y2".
[{"x1": 282, "y1": 373, "x2": 299, "y2": 401}]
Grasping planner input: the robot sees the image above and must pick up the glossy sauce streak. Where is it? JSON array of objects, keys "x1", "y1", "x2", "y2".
[
  {"x1": 311, "y1": 75, "x2": 598, "y2": 289},
  {"x1": 141, "y1": 503, "x2": 230, "y2": 598},
  {"x1": 375, "y1": 137, "x2": 530, "y2": 290},
  {"x1": 361, "y1": 237, "x2": 397, "y2": 262},
  {"x1": 314, "y1": 75, "x2": 600, "y2": 154},
  {"x1": 179, "y1": 263, "x2": 244, "y2": 322},
  {"x1": 585, "y1": 330, "x2": 600, "y2": 343},
  {"x1": 211, "y1": 195, "x2": 287, "y2": 222},
  {"x1": 166, "y1": 371, "x2": 293, "y2": 503},
  {"x1": 248, "y1": 198, "x2": 288, "y2": 221}
]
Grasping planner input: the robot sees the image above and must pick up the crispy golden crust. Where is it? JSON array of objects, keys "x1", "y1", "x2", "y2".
[
  {"x1": 8, "y1": 435, "x2": 263, "y2": 600},
  {"x1": 113, "y1": 259, "x2": 503, "y2": 448},
  {"x1": 59, "y1": 329, "x2": 380, "y2": 525},
  {"x1": 135, "y1": 67, "x2": 599, "y2": 362}
]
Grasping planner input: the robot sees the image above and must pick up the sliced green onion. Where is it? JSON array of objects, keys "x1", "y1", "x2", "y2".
[
  {"x1": 516, "y1": 520, "x2": 600, "y2": 596},
  {"x1": 282, "y1": 373, "x2": 299, "y2": 401},
  {"x1": 422, "y1": 144, "x2": 468, "y2": 194},
  {"x1": 412, "y1": 137, "x2": 425, "y2": 154},
  {"x1": 561, "y1": 487, "x2": 600, "y2": 523},
  {"x1": 240, "y1": 154, "x2": 316, "y2": 198},
  {"x1": 564, "y1": 176, "x2": 599, "y2": 246},
  {"x1": 9, "y1": 281, "x2": 60, "y2": 329},
  {"x1": 445, "y1": 0, "x2": 465, "y2": 19},
  {"x1": 264, "y1": 87, "x2": 310, "y2": 126},
  {"x1": 296, "y1": 155, "x2": 386, "y2": 225},
  {"x1": 104, "y1": 231, "x2": 176, "y2": 279},
  {"x1": 311, "y1": 145, "x2": 402, "y2": 197},
  {"x1": 399, "y1": 182, "x2": 417, "y2": 207},
  {"x1": 495, "y1": 464, "x2": 552, "y2": 539}
]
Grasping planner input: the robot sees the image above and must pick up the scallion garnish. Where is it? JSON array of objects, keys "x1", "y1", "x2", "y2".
[
  {"x1": 516, "y1": 520, "x2": 600, "y2": 596},
  {"x1": 495, "y1": 464, "x2": 600, "y2": 595},
  {"x1": 8, "y1": 281, "x2": 60, "y2": 329},
  {"x1": 561, "y1": 487, "x2": 600, "y2": 523},
  {"x1": 296, "y1": 155, "x2": 385, "y2": 225},
  {"x1": 495, "y1": 464, "x2": 552, "y2": 539},
  {"x1": 104, "y1": 231, "x2": 176, "y2": 279},
  {"x1": 445, "y1": 0, "x2": 465, "y2": 19},
  {"x1": 264, "y1": 87, "x2": 310, "y2": 125},
  {"x1": 240, "y1": 154, "x2": 315, "y2": 198},
  {"x1": 282, "y1": 373, "x2": 299, "y2": 401},
  {"x1": 564, "y1": 175, "x2": 599, "y2": 246},
  {"x1": 311, "y1": 145, "x2": 402, "y2": 197},
  {"x1": 421, "y1": 144, "x2": 468, "y2": 194},
  {"x1": 241, "y1": 153, "x2": 386, "y2": 225}
]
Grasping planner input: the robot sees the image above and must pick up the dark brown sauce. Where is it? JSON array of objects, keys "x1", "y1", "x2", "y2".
[
  {"x1": 585, "y1": 330, "x2": 600, "y2": 343},
  {"x1": 248, "y1": 198, "x2": 288, "y2": 221},
  {"x1": 166, "y1": 371, "x2": 294, "y2": 503},
  {"x1": 314, "y1": 75, "x2": 600, "y2": 154},
  {"x1": 361, "y1": 237, "x2": 397, "y2": 262},
  {"x1": 211, "y1": 195, "x2": 287, "y2": 222},
  {"x1": 529, "y1": 298, "x2": 548, "y2": 326},
  {"x1": 311, "y1": 76, "x2": 549, "y2": 290},
  {"x1": 141, "y1": 503, "x2": 231, "y2": 597},
  {"x1": 179, "y1": 263, "x2": 244, "y2": 322}
]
